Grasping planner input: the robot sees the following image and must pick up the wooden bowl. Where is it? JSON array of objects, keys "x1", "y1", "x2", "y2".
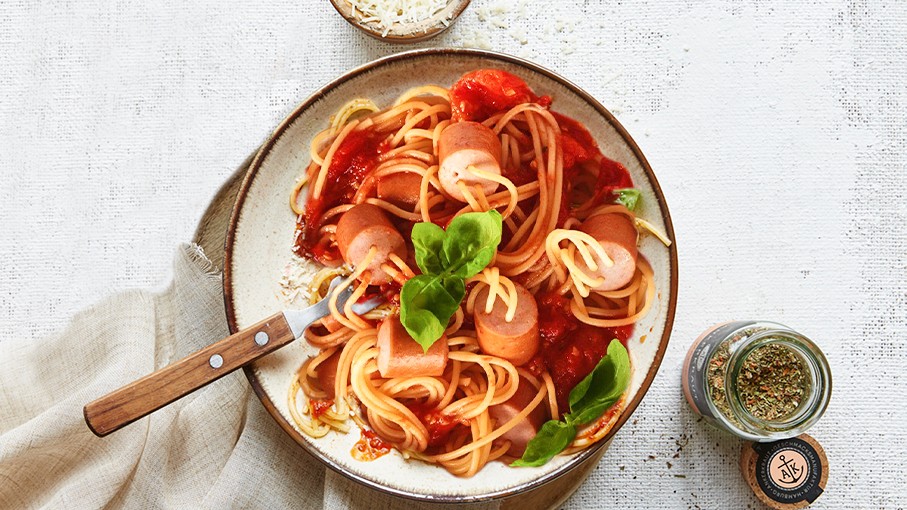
[
  {"x1": 328, "y1": 0, "x2": 470, "y2": 43},
  {"x1": 224, "y1": 48, "x2": 678, "y2": 503}
]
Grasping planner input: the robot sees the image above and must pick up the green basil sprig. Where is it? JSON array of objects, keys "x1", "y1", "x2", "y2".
[
  {"x1": 512, "y1": 340, "x2": 631, "y2": 467},
  {"x1": 614, "y1": 188, "x2": 641, "y2": 211},
  {"x1": 400, "y1": 210, "x2": 502, "y2": 351}
]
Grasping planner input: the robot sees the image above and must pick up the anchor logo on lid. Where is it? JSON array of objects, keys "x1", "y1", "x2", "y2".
[{"x1": 768, "y1": 450, "x2": 809, "y2": 489}]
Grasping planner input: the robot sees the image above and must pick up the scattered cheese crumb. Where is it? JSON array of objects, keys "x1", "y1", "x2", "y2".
[
  {"x1": 555, "y1": 16, "x2": 576, "y2": 34},
  {"x1": 560, "y1": 34, "x2": 578, "y2": 55},
  {"x1": 508, "y1": 26, "x2": 528, "y2": 45},
  {"x1": 278, "y1": 255, "x2": 320, "y2": 306},
  {"x1": 458, "y1": 27, "x2": 492, "y2": 50},
  {"x1": 490, "y1": 16, "x2": 509, "y2": 29}
]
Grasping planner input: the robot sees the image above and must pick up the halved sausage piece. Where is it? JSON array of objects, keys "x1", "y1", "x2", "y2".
[
  {"x1": 319, "y1": 314, "x2": 344, "y2": 333},
  {"x1": 474, "y1": 283, "x2": 539, "y2": 366},
  {"x1": 376, "y1": 172, "x2": 422, "y2": 209},
  {"x1": 438, "y1": 121, "x2": 502, "y2": 202},
  {"x1": 316, "y1": 349, "x2": 343, "y2": 399},
  {"x1": 376, "y1": 317, "x2": 449, "y2": 378},
  {"x1": 489, "y1": 377, "x2": 548, "y2": 457},
  {"x1": 578, "y1": 213, "x2": 638, "y2": 291},
  {"x1": 335, "y1": 203, "x2": 406, "y2": 285}
]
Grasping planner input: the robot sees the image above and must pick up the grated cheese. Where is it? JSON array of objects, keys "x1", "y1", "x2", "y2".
[
  {"x1": 278, "y1": 255, "x2": 321, "y2": 306},
  {"x1": 508, "y1": 26, "x2": 528, "y2": 45},
  {"x1": 478, "y1": 4, "x2": 509, "y2": 29},
  {"x1": 456, "y1": 0, "x2": 583, "y2": 56},
  {"x1": 348, "y1": 0, "x2": 449, "y2": 37},
  {"x1": 457, "y1": 27, "x2": 492, "y2": 50}
]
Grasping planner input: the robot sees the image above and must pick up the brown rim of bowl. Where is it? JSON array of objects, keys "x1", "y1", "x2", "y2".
[
  {"x1": 329, "y1": 0, "x2": 471, "y2": 44},
  {"x1": 223, "y1": 48, "x2": 678, "y2": 504}
]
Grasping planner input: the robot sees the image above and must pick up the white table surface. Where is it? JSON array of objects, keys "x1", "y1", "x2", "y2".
[{"x1": 2, "y1": 1, "x2": 905, "y2": 508}]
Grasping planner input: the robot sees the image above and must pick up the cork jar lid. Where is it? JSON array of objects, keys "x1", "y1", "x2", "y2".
[{"x1": 740, "y1": 434, "x2": 828, "y2": 509}]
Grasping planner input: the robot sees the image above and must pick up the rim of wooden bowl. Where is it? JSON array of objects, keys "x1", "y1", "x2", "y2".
[{"x1": 328, "y1": 0, "x2": 471, "y2": 43}]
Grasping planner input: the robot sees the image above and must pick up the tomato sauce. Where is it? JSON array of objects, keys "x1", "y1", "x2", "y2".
[
  {"x1": 309, "y1": 398, "x2": 334, "y2": 420},
  {"x1": 293, "y1": 128, "x2": 387, "y2": 264},
  {"x1": 450, "y1": 69, "x2": 542, "y2": 122},
  {"x1": 501, "y1": 163, "x2": 536, "y2": 188},
  {"x1": 553, "y1": 112, "x2": 599, "y2": 171},
  {"x1": 528, "y1": 292, "x2": 633, "y2": 414},
  {"x1": 405, "y1": 403, "x2": 464, "y2": 449},
  {"x1": 351, "y1": 428, "x2": 392, "y2": 462},
  {"x1": 552, "y1": 111, "x2": 633, "y2": 211},
  {"x1": 590, "y1": 157, "x2": 633, "y2": 203},
  {"x1": 377, "y1": 281, "x2": 402, "y2": 306}
]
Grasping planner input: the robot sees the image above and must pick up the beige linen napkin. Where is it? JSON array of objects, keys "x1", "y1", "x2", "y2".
[{"x1": 0, "y1": 244, "x2": 497, "y2": 510}]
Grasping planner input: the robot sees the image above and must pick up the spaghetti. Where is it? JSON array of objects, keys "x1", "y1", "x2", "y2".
[{"x1": 285, "y1": 69, "x2": 667, "y2": 477}]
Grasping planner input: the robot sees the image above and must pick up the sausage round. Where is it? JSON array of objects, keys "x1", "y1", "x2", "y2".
[
  {"x1": 488, "y1": 377, "x2": 548, "y2": 457},
  {"x1": 438, "y1": 121, "x2": 502, "y2": 202},
  {"x1": 335, "y1": 203, "x2": 407, "y2": 285},
  {"x1": 315, "y1": 349, "x2": 343, "y2": 399},
  {"x1": 376, "y1": 317, "x2": 449, "y2": 378},
  {"x1": 474, "y1": 282, "x2": 539, "y2": 366},
  {"x1": 376, "y1": 172, "x2": 422, "y2": 209},
  {"x1": 318, "y1": 314, "x2": 344, "y2": 333},
  {"x1": 578, "y1": 213, "x2": 638, "y2": 291}
]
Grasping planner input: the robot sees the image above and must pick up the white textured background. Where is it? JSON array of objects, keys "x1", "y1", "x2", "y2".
[{"x1": 2, "y1": 1, "x2": 905, "y2": 508}]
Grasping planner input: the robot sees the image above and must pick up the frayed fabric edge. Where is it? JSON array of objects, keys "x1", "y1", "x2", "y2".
[{"x1": 180, "y1": 243, "x2": 223, "y2": 283}]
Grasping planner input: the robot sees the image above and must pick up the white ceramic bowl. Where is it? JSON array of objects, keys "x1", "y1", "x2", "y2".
[{"x1": 224, "y1": 48, "x2": 677, "y2": 503}]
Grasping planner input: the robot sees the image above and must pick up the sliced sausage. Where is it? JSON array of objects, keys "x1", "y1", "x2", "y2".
[
  {"x1": 316, "y1": 349, "x2": 343, "y2": 399},
  {"x1": 438, "y1": 121, "x2": 502, "y2": 202},
  {"x1": 335, "y1": 203, "x2": 407, "y2": 285},
  {"x1": 489, "y1": 377, "x2": 548, "y2": 457},
  {"x1": 319, "y1": 314, "x2": 344, "y2": 333},
  {"x1": 376, "y1": 172, "x2": 423, "y2": 209},
  {"x1": 474, "y1": 283, "x2": 539, "y2": 366},
  {"x1": 376, "y1": 317, "x2": 449, "y2": 378},
  {"x1": 578, "y1": 213, "x2": 638, "y2": 291}
]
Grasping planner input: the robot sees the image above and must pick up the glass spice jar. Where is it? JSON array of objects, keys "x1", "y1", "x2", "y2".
[{"x1": 682, "y1": 321, "x2": 832, "y2": 442}]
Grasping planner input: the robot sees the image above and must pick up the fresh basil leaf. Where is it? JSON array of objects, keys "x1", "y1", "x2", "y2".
[
  {"x1": 400, "y1": 308, "x2": 446, "y2": 351},
  {"x1": 513, "y1": 340, "x2": 628, "y2": 468},
  {"x1": 399, "y1": 274, "x2": 465, "y2": 351},
  {"x1": 567, "y1": 366, "x2": 594, "y2": 410},
  {"x1": 566, "y1": 340, "x2": 631, "y2": 425},
  {"x1": 511, "y1": 420, "x2": 577, "y2": 467},
  {"x1": 402, "y1": 210, "x2": 502, "y2": 350},
  {"x1": 411, "y1": 221, "x2": 446, "y2": 275},
  {"x1": 442, "y1": 210, "x2": 503, "y2": 278},
  {"x1": 614, "y1": 188, "x2": 641, "y2": 211}
]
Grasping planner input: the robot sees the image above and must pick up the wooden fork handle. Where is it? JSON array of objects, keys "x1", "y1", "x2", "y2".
[{"x1": 84, "y1": 312, "x2": 294, "y2": 437}]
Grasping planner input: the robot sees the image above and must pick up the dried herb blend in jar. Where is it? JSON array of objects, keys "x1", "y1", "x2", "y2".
[
  {"x1": 682, "y1": 322, "x2": 831, "y2": 441},
  {"x1": 736, "y1": 344, "x2": 809, "y2": 421}
]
